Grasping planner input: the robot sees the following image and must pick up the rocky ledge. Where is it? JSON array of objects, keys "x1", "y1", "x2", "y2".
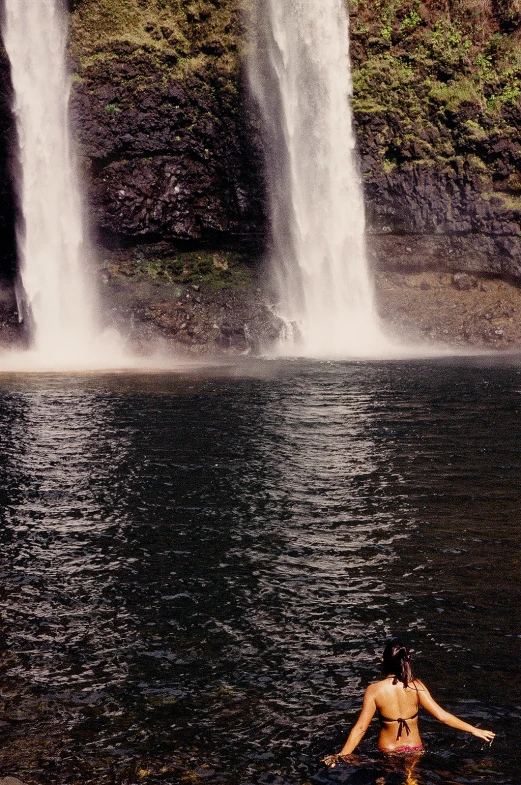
[
  {"x1": 376, "y1": 269, "x2": 521, "y2": 349},
  {"x1": 3, "y1": 249, "x2": 521, "y2": 356},
  {"x1": 99, "y1": 261, "x2": 282, "y2": 356},
  {"x1": 97, "y1": 245, "x2": 521, "y2": 354},
  {"x1": 96, "y1": 247, "x2": 521, "y2": 354}
]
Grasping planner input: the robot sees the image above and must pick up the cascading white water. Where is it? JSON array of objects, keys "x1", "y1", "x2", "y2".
[
  {"x1": 2, "y1": 0, "x2": 99, "y2": 365},
  {"x1": 248, "y1": 0, "x2": 390, "y2": 357}
]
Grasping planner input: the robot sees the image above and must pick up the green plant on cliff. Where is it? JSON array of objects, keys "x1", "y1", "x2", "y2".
[
  {"x1": 352, "y1": 53, "x2": 418, "y2": 114},
  {"x1": 428, "y1": 78, "x2": 485, "y2": 112},
  {"x1": 500, "y1": 73, "x2": 521, "y2": 104},
  {"x1": 473, "y1": 31, "x2": 521, "y2": 102},
  {"x1": 464, "y1": 119, "x2": 489, "y2": 142},
  {"x1": 130, "y1": 250, "x2": 255, "y2": 291},
  {"x1": 428, "y1": 19, "x2": 472, "y2": 67},
  {"x1": 350, "y1": 0, "x2": 521, "y2": 187},
  {"x1": 381, "y1": 21, "x2": 393, "y2": 41},
  {"x1": 487, "y1": 76, "x2": 521, "y2": 109},
  {"x1": 69, "y1": 0, "x2": 243, "y2": 76},
  {"x1": 400, "y1": 8, "x2": 421, "y2": 32},
  {"x1": 475, "y1": 50, "x2": 494, "y2": 79}
]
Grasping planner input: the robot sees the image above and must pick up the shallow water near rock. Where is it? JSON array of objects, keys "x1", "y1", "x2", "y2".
[{"x1": 0, "y1": 357, "x2": 520, "y2": 784}]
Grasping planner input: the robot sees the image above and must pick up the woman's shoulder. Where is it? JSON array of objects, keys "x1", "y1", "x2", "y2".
[
  {"x1": 365, "y1": 678, "x2": 392, "y2": 695},
  {"x1": 367, "y1": 678, "x2": 389, "y2": 689},
  {"x1": 408, "y1": 678, "x2": 428, "y2": 692},
  {"x1": 365, "y1": 677, "x2": 429, "y2": 694},
  {"x1": 363, "y1": 680, "x2": 385, "y2": 697},
  {"x1": 368, "y1": 677, "x2": 428, "y2": 691}
]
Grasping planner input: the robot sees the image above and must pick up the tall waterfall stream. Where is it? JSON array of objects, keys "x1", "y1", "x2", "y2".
[
  {"x1": 248, "y1": 0, "x2": 391, "y2": 357},
  {"x1": 2, "y1": 0, "x2": 116, "y2": 368}
]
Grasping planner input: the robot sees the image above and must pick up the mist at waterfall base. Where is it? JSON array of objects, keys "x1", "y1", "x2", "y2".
[
  {"x1": 248, "y1": 0, "x2": 395, "y2": 359},
  {"x1": 0, "y1": 357, "x2": 520, "y2": 785}
]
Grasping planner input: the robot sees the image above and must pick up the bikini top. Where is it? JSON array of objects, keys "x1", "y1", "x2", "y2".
[
  {"x1": 378, "y1": 683, "x2": 420, "y2": 741},
  {"x1": 378, "y1": 709, "x2": 419, "y2": 740}
]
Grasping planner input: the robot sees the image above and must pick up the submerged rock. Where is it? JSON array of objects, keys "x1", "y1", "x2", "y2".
[{"x1": 0, "y1": 778, "x2": 29, "y2": 785}]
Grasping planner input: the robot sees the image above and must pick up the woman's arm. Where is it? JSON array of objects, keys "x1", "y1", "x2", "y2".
[
  {"x1": 323, "y1": 686, "x2": 377, "y2": 765},
  {"x1": 339, "y1": 686, "x2": 377, "y2": 754},
  {"x1": 417, "y1": 681, "x2": 495, "y2": 743}
]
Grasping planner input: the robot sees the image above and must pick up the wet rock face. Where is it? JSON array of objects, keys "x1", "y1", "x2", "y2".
[
  {"x1": 357, "y1": 111, "x2": 521, "y2": 279},
  {"x1": 98, "y1": 268, "x2": 284, "y2": 356},
  {"x1": 367, "y1": 233, "x2": 521, "y2": 280},
  {"x1": 69, "y1": 40, "x2": 521, "y2": 279},
  {"x1": 364, "y1": 160, "x2": 520, "y2": 236},
  {"x1": 71, "y1": 54, "x2": 266, "y2": 245}
]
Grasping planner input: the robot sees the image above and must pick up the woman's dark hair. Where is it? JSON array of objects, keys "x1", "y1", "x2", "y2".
[{"x1": 382, "y1": 639, "x2": 414, "y2": 688}]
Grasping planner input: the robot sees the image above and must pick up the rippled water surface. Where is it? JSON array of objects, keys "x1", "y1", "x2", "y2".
[{"x1": 0, "y1": 358, "x2": 520, "y2": 784}]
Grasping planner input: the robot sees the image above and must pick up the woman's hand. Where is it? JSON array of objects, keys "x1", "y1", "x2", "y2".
[
  {"x1": 471, "y1": 728, "x2": 495, "y2": 743},
  {"x1": 322, "y1": 753, "x2": 353, "y2": 768}
]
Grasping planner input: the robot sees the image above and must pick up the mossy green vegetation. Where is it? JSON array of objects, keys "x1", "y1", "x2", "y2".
[
  {"x1": 427, "y1": 79, "x2": 484, "y2": 112},
  {"x1": 348, "y1": 0, "x2": 521, "y2": 186},
  {"x1": 125, "y1": 248, "x2": 256, "y2": 291},
  {"x1": 69, "y1": 0, "x2": 243, "y2": 76},
  {"x1": 69, "y1": 0, "x2": 520, "y2": 168},
  {"x1": 350, "y1": 0, "x2": 521, "y2": 113},
  {"x1": 482, "y1": 190, "x2": 521, "y2": 210}
]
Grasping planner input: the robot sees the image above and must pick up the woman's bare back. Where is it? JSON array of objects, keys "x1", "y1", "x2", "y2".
[{"x1": 370, "y1": 678, "x2": 422, "y2": 751}]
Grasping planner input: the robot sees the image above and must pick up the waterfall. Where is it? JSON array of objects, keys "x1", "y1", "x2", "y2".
[
  {"x1": 2, "y1": 0, "x2": 100, "y2": 366},
  {"x1": 248, "y1": 0, "x2": 390, "y2": 357}
]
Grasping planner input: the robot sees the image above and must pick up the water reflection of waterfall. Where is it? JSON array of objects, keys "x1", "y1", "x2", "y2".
[
  {"x1": 248, "y1": 0, "x2": 390, "y2": 357},
  {"x1": 215, "y1": 364, "x2": 418, "y2": 759},
  {"x1": 249, "y1": 365, "x2": 410, "y2": 622},
  {"x1": 0, "y1": 380, "x2": 140, "y2": 696}
]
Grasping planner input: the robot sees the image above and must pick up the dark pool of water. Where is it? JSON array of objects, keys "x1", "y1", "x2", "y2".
[{"x1": 0, "y1": 357, "x2": 520, "y2": 784}]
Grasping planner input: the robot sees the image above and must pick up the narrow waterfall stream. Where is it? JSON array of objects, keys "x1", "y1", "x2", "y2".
[
  {"x1": 248, "y1": 0, "x2": 391, "y2": 357},
  {"x1": 2, "y1": 0, "x2": 99, "y2": 365}
]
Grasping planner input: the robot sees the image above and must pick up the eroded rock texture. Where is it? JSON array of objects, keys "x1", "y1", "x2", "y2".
[
  {"x1": 69, "y1": 0, "x2": 265, "y2": 249},
  {"x1": 356, "y1": 97, "x2": 521, "y2": 278},
  {"x1": 72, "y1": 54, "x2": 265, "y2": 245}
]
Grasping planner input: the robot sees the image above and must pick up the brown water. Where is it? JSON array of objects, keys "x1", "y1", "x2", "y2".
[{"x1": 0, "y1": 357, "x2": 520, "y2": 784}]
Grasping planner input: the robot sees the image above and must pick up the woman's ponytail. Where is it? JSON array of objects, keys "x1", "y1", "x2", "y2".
[{"x1": 382, "y1": 639, "x2": 414, "y2": 689}]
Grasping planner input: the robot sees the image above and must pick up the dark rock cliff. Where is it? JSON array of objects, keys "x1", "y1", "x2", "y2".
[
  {"x1": 349, "y1": 0, "x2": 521, "y2": 278},
  {"x1": 64, "y1": 0, "x2": 521, "y2": 279},
  {"x1": 72, "y1": 54, "x2": 265, "y2": 247},
  {"x1": 68, "y1": 0, "x2": 265, "y2": 252}
]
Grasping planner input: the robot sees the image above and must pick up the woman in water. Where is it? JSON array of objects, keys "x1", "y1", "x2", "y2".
[{"x1": 324, "y1": 639, "x2": 495, "y2": 765}]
